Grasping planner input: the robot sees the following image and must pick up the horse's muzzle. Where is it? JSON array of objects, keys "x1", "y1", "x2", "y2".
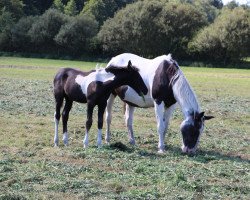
[{"x1": 181, "y1": 145, "x2": 196, "y2": 154}]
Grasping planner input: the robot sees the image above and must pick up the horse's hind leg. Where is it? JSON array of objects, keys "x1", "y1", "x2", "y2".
[
  {"x1": 62, "y1": 98, "x2": 73, "y2": 146},
  {"x1": 54, "y1": 96, "x2": 63, "y2": 147},
  {"x1": 105, "y1": 94, "x2": 115, "y2": 144},
  {"x1": 125, "y1": 104, "x2": 135, "y2": 145}
]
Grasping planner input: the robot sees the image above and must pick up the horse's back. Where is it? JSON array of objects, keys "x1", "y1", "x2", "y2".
[{"x1": 107, "y1": 53, "x2": 173, "y2": 70}]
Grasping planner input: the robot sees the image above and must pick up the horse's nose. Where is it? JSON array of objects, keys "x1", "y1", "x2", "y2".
[{"x1": 182, "y1": 145, "x2": 196, "y2": 154}]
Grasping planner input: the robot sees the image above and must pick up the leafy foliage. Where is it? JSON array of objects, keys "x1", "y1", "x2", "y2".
[
  {"x1": 98, "y1": 0, "x2": 207, "y2": 57},
  {"x1": 11, "y1": 16, "x2": 38, "y2": 52},
  {"x1": 28, "y1": 9, "x2": 69, "y2": 52},
  {"x1": 55, "y1": 14, "x2": 98, "y2": 55},
  {"x1": 0, "y1": 0, "x2": 249, "y2": 62},
  {"x1": 64, "y1": 0, "x2": 78, "y2": 16},
  {"x1": 81, "y1": 0, "x2": 135, "y2": 25},
  {"x1": 188, "y1": 7, "x2": 250, "y2": 63},
  {"x1": 0, "y1": 9, "x2": 15, "y2": 51}
]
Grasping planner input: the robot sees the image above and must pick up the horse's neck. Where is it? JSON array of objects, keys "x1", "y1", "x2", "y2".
[{"x1": 173, "y1": 71, "x2": 200, "y2": 118}]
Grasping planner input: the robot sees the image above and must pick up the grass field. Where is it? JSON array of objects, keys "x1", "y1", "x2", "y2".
[{"x1": 0, "y1": 56, "x2": 249, "y2": 199}]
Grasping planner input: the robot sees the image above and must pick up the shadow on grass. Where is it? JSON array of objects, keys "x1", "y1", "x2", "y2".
[{"x1": 166, "y1": 144, "x2": 250, "y2": 164}]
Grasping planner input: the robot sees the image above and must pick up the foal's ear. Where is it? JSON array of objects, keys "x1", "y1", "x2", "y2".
[{"x1": 127, "y1": 60, "x2": 132, "y2": 70}]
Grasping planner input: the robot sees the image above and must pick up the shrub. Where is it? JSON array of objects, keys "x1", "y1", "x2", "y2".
[
  {"x1": 55, "y1": 14, "x2": 98, "y2": 55},
  {"x1": 28, "y1": 9, "x2": 69, "y2": 52},
  {"x1": 188, "y1": 7, "x2": 250, "y2": 63},
  {"x1": 11, "y1": 16, "x2": 38, "y2": 51},
  {"x1": 98, "y1": 0, "x2": 207, "y2": 58}
]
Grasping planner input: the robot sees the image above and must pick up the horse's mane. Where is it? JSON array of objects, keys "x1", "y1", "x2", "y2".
[{"x1": 172, "y1": 64, "x2": 200, "y2": 115}]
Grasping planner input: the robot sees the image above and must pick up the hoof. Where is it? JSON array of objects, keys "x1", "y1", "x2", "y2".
[
  {"x1": 157, "y1": 149, "x2": 165, "y2": 154},
  {"x1": 129, "y1": 139, "x2": 136, "y2": 146}
]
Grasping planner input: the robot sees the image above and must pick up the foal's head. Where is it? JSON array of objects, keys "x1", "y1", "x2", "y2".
[
  {"x1": 180, "y1": 111, "x2": 214, "y2": 154},
  {"x1": 106, "y1": 60, "x2": 148, "y2": 96}
]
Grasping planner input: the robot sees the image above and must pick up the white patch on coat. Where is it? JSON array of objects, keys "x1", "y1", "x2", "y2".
[
  {"x1": 75, "y1": 69, "x2": 115, "y2": 95},
  {"x1": 123, "y1": 87, "x2": 154, "y2": 107}
]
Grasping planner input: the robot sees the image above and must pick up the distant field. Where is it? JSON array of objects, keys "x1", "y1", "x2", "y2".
[{"x1": 0, "y1": 57, "x2": 249, "y2": 199}]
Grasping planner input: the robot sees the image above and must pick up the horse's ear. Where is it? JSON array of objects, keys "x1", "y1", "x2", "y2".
[
  {"x1": 199, "y1": 112, "x2": 214, "y2": 120},
  {"x1": 204, "y1": 115, "x2": 214, "y2": 120}
]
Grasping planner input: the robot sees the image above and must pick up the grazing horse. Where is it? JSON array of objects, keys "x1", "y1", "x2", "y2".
[
  {"x1": 105, "y1": 53, "x2": 214, "y2": 154},
  {"x1": 53, "y1": 61, "x2": 148, "y2": 148}
]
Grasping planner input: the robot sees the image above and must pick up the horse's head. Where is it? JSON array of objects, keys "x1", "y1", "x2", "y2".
[
  {"x1": 105, "y1": 60, "x2": 148, "y2": 96},
  {"x1": 180, "y1": 111, "x2": 214, "y2": 154}
]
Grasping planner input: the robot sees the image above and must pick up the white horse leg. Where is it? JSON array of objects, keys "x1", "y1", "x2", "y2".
[
  {"x1": 83, "y1": 103, "x2": 94, "y2": 148},
  {"x1": 54, "y1": 112, "x2": 59, "y2": 147},
  {"x1": 154, "y1": 102, "x2": 166, "y2": 153},
  {"x1": 105, "y1": 94, "x2": 115, "y2": 144},
  {"x1": 62, "y1": 132, "x2": 68, "y2": 146},
  {"x1": 83, "y1": 131, "x2": 89, "y2": 148},
  {"x1": 97, "y1": 129, "x2": 102, "y2": 148},
  {"x1": 163, "y1": 104, "x2": 176, "y2": 138},
  {"x1": 125, "y1": 104, "x2": 136, "y2": 145}
]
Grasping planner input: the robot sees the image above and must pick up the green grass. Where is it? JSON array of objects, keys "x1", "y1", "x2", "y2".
[{"x1": 0, "y1": 57, "x2": 249, "y2": 199}]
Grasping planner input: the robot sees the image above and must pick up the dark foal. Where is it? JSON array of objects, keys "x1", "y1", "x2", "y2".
[{"x1": 53, "y1": 61, "x2": 148, "y2": 147}]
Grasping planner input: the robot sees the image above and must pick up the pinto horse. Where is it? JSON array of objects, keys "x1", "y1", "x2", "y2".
[
  {"x1": 105, "y1": 53, "x2": 214, "y2": 154},
  {"x1": 53, "y1": 61, "x2": 148, "y2": 148}
]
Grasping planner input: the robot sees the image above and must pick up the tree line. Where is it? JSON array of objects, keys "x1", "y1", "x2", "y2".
[{"x1": 0, "y1": 0, "x2": 249, "y2": 63}]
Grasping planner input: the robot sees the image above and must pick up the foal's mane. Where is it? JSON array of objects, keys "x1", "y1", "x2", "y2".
[
  {"x1": 170, "y1": 59, "x2": 200, "y2": 114},
  {"x1": 105, "y1": 64, "x2": 139, "y2": 73}
]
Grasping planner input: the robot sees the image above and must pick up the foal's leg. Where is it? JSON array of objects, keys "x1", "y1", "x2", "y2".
[
  {"x1": 105, "y1": 94, "x2": 115, "y2": 144},
  {"x1": 125, "y1": 104, "x2": 136, "y2": 145},
  {"x1": 54, "y1": 97, "x2": 63, "y2": 147},
  {"x1": 62, "y1": 98, "x2": 73, "y2": 146},
  {"x1": 154, "y1": 102, "x2": 166, "y2": 153},
  {"x1": 83, "y1": 103, "x2": 94, "y2": 148},
  {"x1": 97, "y1": 103, "x2": 107, "y2": 147}
]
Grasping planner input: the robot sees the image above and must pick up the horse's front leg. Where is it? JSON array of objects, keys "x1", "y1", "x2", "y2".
[
  {"x1": 83, "y1": 103, "x2": 94, "y2": 148},
  {"x1": 163, "y1": 104, "x2": 176, "y2": 138},
  {"x1": 154, "y1": 102, "x2": 166, "y2": 153},
  {"x1": 125, "y1": 104, "x2": 136, "y2": 145},
  {"x1": 97, "y1": 102, "x2": 107, "y2": 148},
  {"x1": 105, "y1": 94, "x2": 115, "y2": 144}
]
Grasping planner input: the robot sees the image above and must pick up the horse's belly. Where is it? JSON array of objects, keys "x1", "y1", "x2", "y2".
[{"x1": 123, "y1": 88, "x2": 154, "y2": 108}]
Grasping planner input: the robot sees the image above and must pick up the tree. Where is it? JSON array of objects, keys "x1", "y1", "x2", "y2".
[
  {"x1": 98, "y1": 0, "x2": 207, "y2": 58},
  {"x1": 188, "y1": 7, "x2": 250, "y2": 63},
  {"x1": 0, "y1": 8, "x2": 15, "y2": 51},
  {"x1": 64, "y1": 0, "x2": 78, "y2": 16},
  {"x1": 0, "y1": 0, "x2": 24, "y2": 20},
  {"x1": 55, "y1": 14, "x2": 98, "y2": 55},
  {"x1": 52, "y1": 0, "x2": 65, "y2": 12},
  {"x1": 11, "y1": 16, "x2": 38, "y2": 51},
  {"x1": 28, "y1": 9, "x2": 69, "y2": 53},
  {"x1": 81, "y1": 0, "x2": 135, "y2": 26}
]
